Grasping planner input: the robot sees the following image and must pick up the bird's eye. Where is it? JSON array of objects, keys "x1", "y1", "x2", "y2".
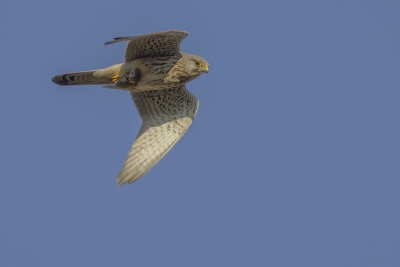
[{"x1": 194, "y1": 60, "x2": 201, "y2": 66}]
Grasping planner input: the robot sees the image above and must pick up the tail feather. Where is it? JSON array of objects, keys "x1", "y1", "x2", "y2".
[{"x1": 52, "y1": 70, "x2": 111, "y2": 86}]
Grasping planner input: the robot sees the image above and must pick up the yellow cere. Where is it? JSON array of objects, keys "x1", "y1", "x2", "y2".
[{"x1": 202, "y1": 65, "x2": 209, "y2": 72}]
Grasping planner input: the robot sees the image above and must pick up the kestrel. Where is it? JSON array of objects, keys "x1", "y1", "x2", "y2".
[{"x1": 52, "y1": 30, "x2": 209, "y2": 186}]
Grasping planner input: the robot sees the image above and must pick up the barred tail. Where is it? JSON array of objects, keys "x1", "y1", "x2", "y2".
[{"x1": 52, "y1": 70, "x2": 111, "y2": 86}]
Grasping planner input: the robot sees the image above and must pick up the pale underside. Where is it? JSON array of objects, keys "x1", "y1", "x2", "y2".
[
  {"x1": 53, "y1": 30, "x2": 203, "y2": 185},
  {"x1": 106, "y1": 30, "x2": 199, "y2": 185},
  {"x1": 116, "y1": 85, "x2": 199, "y2": 185}
]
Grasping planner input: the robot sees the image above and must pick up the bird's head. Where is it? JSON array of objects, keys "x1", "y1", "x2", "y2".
[
  {"x1": 191, "y1": 56, "x2": 209, "y2": 74},
  {"x1": 184, "y1": 54, "x2": 209, "y2": 75}
]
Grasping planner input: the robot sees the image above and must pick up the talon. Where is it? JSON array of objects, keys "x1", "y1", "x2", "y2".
[{"x1": 112, "y1": 75, "x2": 120, "y2": 83}]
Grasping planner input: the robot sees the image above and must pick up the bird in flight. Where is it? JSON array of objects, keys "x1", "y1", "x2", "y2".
[{"x1": 52, "y1": 30, "x2": 209, "y2": 186}]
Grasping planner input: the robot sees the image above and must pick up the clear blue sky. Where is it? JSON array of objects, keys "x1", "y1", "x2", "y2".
[{"x1": 1, "y1": 0, "x2": 400, "y2": 266}]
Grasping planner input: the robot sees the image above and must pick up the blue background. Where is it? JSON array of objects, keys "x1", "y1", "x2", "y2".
[{"x1": 1, "y1": 0, "x2": 400, "y2": 266}]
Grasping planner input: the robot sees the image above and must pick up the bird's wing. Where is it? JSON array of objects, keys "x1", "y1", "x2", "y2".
[
  {"x1": 105, "y1": 30, "x2": 188, "y2": 62},
  {"x1": 116, "y1": 85, "x2": 199, "y2": 185}
]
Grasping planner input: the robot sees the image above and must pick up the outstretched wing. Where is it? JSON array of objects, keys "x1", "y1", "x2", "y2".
[
  {"x1": 105, "y1": 30, "x2": 188, "y2": 62},
  {"x1": 116, "y1": 85, "x2": 199, "y2": 186}
]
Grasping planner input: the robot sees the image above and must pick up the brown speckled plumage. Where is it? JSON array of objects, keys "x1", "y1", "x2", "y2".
[{"x1": 52, "y1": 30, "x2": 209, "y2": 186}]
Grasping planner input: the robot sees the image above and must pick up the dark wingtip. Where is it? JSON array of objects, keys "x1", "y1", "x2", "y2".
[
  {"x1": 104, "y1": 37, "x2": 118, "y2": 45},
  {"x1": 104, "y1": 37, "x2": 129, "y2": 46}
]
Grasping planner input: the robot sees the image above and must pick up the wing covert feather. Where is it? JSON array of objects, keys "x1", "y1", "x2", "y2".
[{"x1": 105, "y1": 30, "x2": 188, "y2": 62}]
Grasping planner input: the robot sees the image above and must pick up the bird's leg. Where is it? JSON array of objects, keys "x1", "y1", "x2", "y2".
[
  {"x1": 113, "y1": 69, "x2": 141, "y2": 88},
  {"x1": 125, "y1": 73, "x2": 136, "y2": 84},
  {"x1": 125, "y1": 69, "x2": 142, "y2": 84}
]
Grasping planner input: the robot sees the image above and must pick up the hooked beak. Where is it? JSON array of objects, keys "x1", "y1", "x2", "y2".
[{"x1": 202, "y1": 65, "x2": 209, "y2": 73}]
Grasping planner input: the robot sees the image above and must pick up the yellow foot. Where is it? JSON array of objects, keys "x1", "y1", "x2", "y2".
[{"x1": 112, "y1": 75, "x2": 120, "y2": 83}]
